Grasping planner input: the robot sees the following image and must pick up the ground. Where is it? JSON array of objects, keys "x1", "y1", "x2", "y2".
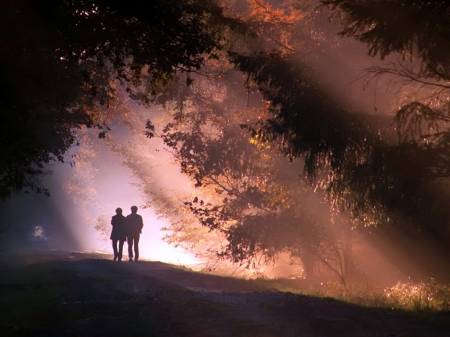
[{"x1": 1, "y1": 249, "x2": 449, "y2": 337}]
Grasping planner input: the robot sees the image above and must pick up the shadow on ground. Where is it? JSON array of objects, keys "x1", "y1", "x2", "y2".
[{"x1": 1, "y1": 250, "x2": 449, "y2": 336}]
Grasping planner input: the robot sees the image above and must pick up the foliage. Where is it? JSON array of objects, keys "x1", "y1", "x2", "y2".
[
  {"x1": 145, "y1": 52, "x2": 360, "y2": 280},
  {"x1": 267, "y1": 278, "x2": 450, "y2": 313},
  {"x1": 319, "y1": 0, "x2": 450, "y2": 242},
  {"x1": 130, "y1": 1, "x2": 404, "y2": 281},
  {"x1": 0, "y1": 0, "x2": 223, "y2": 199},
  {"x1": 158, "y1": 70, "x2": 304, "y2": 267},
  {"x1": 244, "y1": 0, "x2": 305, "y2": 53},
  {"x1": 230, "y1": 50, "x2": 393, "y2": 226},
  {"x1": 322, "y1": 0, "x2": 450, "y2": 81},
  {"x1": 8, "y1": 0, "x2": 450, "y2": 282},
  {"x1": 383, "y1": 279, "x2": 450, "y2": 312},
  {"x1": 212, "y1": 1, "x2": 450, "y2": 253},
  {"x1": 322, "y1": 0, "x2": 450, "y2": 140},
  {"x1": 352, "y1": 279, "x2": 450, "y2": 312},
  {"x1": 124, "y1": 2, "x2": 360, "y2": 279}
]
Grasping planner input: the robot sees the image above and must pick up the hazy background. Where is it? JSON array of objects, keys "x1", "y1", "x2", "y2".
[{"x1": 1, "y1": 0, "x2": 446, "y2": 284}]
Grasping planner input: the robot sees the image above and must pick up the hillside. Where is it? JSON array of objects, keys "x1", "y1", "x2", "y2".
[{"x1": 1, "y1": 250, "x2": 449, "y2": 336}]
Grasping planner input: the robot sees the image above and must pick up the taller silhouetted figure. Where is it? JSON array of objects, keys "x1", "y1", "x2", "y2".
[
  {"x1": 110, "y1": 208, "x2": 127, "y2": 261},
  {"x1": 126, "y1": 205, "x2": 144, "y2": 262}
]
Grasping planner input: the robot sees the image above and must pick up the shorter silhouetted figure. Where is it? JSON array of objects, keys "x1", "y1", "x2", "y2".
[
  {"x1": 126, "y1": 205, "x2": 144, "y2": 262},
  {"x1": 110, "y1": 208, "x2": 127, "y2": 261}
]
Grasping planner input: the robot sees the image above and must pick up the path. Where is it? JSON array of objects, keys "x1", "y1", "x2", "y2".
[{"x1": 0, "y1": 250, "x2": 448, "y2": 336}]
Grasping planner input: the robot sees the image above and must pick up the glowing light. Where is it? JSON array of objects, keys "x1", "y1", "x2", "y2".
[
  {"x1": 137, "y1": 234, "x2": 200, "y2": 266},
  {"x1": 82, "y1": 203, "x2": 201, "y2": 266},
  {"x1": 32, "y1": 225, "x2": 47, "y2": 240}
]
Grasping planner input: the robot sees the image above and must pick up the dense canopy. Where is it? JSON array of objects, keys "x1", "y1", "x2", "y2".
[
  {"x1": 0, "y1": 0, "x2": 222, "y2": 198},
  {"x1": 3, "y1": 0, "x2": 450, "y2": 281}
]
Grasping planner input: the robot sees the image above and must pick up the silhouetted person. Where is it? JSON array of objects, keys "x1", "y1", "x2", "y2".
[
  {"x1": 126, "y1": 205, "x2": 144, "y2": 261},
  {"x1": 110, "y1": 208, "x2": 127, "y2": 261}
]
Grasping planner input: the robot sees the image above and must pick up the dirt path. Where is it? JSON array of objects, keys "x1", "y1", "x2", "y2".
[{"x1": 1, "y1": 250, "x2": 449, "y2": 336}]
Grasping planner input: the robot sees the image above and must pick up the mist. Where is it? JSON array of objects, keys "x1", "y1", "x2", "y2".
[
  {"x1": 1, "y1": 0, "x2": 450, "y2": 289},
  {"x1": 0, "y1": 126, "x2": 200, "y2": 266}
]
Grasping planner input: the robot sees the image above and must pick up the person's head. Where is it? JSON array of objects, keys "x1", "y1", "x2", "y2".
[
  {"x1": 131, "y1": 205, "x2": 138, "y2": 213},
  {"x1": 116, "y1": 207, "x2": 123, "y2": 215}
]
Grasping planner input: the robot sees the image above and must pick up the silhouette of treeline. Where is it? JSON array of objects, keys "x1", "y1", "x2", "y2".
[
  {"x1": 2, "y1": 0, "x2": 450, "y2": 279},
  {"x1": 228, "y1": 51, "x2": 450, "y2": 272},
  {"x1": 0, "y1": 0, "x2": 222, "y2": 199},
  {"x1": 223, "y1": 0, "x2": 450, "y2": 278}
]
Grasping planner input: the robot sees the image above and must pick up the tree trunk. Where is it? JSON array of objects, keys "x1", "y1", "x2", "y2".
[
  {"x1": 343, "y1": 227, "x2": 354, "y2": 282},
  {"x1": 302, "y1": 249, "x2": 315, "y2": 282}
]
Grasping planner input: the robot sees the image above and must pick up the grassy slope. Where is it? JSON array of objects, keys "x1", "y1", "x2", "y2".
[{"x1": 1, "y1": 250, "x2": 450, "y2": 337}]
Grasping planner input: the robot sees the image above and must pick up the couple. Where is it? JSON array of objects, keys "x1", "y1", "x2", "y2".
[{"x1": 110, "y1": 205, "x2": 144, "y2": 262}]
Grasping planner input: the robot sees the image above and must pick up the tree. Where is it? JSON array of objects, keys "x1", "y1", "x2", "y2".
[
  {"x1": 160, "y1": 76, "x2": 324, "y2": 279},
  {"x1": 224, "y1": 2, "x2": 450, "y2": 243},
  {"x1": 322, "y1": 0, "x2": 450, "y2": 81},
  {"x1": 0, "y1": 0, "x2": 223, "y2": 199},
  {"x1": 140, "y1": 50, "x2": 359, "y2": 281},
  {"x1": 321, "y1": 0, "x2": 450, "y2": 240},
  {"x1": 8, "y1": 0, "x2": 450, "y2": 279},
  {"x1": 25, "y1": 0, "x2": 439, "y2": 281},
  {"x1": 121, "y1": 0, "x2": 381, "y2": 281}
]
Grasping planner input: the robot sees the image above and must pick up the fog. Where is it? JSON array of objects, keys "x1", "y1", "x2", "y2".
[
  {"x1": 0, "y1": 136, "x2": 200, "y2": 266},
  {"x1": 2, "y1": 0, "x2": 450, "y2": 286}
]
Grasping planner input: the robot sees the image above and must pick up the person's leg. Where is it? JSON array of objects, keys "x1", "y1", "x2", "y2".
[
  {"x1": 134, "y1": 235, "x2": 140, "y2": 261},
  {"x1": 118, "y1": 240, "x2": 124, "y2": 261},
  {"x1": 112, "y1": 239, "x2": 118, "y2": 261},
  {"x1": 127, "y1": 236, "x2": 134, "y2": 261}
]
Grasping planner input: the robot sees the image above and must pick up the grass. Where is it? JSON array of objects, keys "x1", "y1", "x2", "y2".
[
  {"x1": 247, "y1": 277, "x2": 450, "y2": 313},
  {"x1": 1, "y1": 252, "x2": 450, "y2": 337}
]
